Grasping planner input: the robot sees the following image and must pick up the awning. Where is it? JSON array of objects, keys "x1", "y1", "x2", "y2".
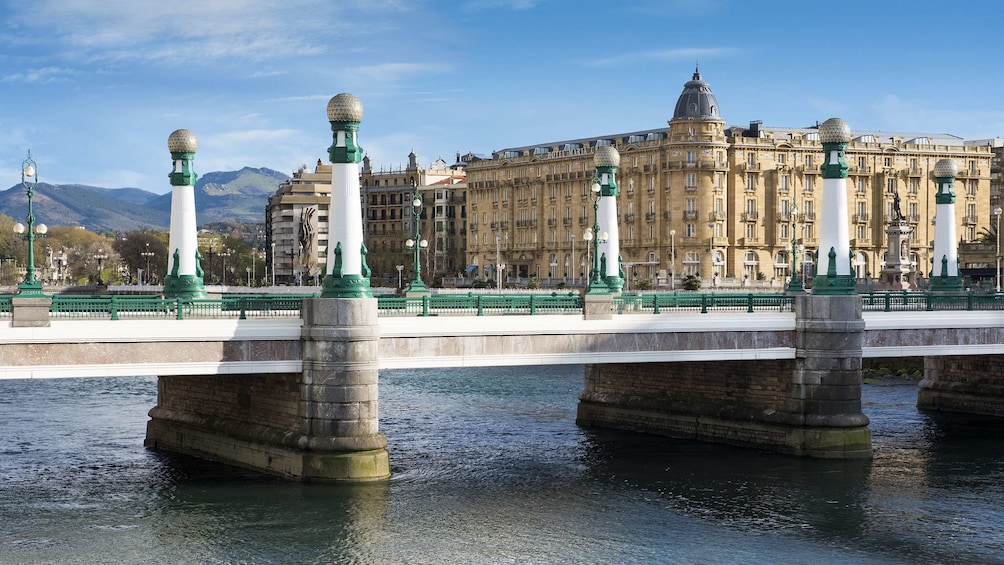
[{"x1": 465, "y1": 265, "x2": 478, "y2": 273}]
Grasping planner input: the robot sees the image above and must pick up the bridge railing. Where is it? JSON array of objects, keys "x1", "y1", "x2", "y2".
[
  {"x1": 376, "y1": 293, "x2": 584, "y2": 317},
  {"x1": 613, "y1": 292, "x2": 795, "y2": 314},
  {"x1": 860, "y1": 291, "x2": 1004, "y2": 312},
  {"x1": 47, "y1": 295, "x2": 304, "y2": 320}
]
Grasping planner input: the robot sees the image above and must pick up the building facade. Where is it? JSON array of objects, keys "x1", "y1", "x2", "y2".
[
  {"x1": 265, "y1": 154, "x2": 467, "y2": 287},
  {"x1": 465, "y1": 68, "x2": 994, "y2": 288}
]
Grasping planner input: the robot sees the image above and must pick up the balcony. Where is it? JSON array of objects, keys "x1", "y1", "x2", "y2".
[
  {"x1": 776, "y1": 212, "x2": 793, "y2": 222},
  {"x1": 799, "y1": 212, "x2": 816, "y2": 222},
  {"x1": 562, "y1": 218, "x2": 572, "y2": 226},
  {"x1": 739, "y1": 162, "x2": 762, "y2": 171},
  {"x1": 709, "y1": 210, "x2": 726, "y2": 221},
  {"x1": 547, "y1": 219, "x2": 557, "y2": 227},
  {"x1": 741, "y1": 211, "x2": 759, "y2": 222},
  {"x1": 624, "y1": 213, "x2": 636, "y2": 222},
  {"x1": 645, "y1": 212, "x2": 656, "y2": 221},
  {"x1": 852, "y1": 213, "x2": 869, "y2": 223},
  {"x1": 579, "y1": 216, "x2": 589, "y2": 225},
  {"x1": 683, "y1": 210, "x2": 698, "y2": 220}
]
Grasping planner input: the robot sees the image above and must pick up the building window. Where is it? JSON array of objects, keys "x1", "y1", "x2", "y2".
[
  {"x1": 686, "y1": 151, "x2": 696, "y2": 163},
  {"x1": 886, "y1": 178, "x2": 896, "y2": 193},
  {"x1": 747, "y1": 174, "x2": 756, "y2": 190},
  {"x1": 745, "y1": 224, "x2": 756, "y2": 239},
  {"x1": 686, "y1": 173, "x2": 697, "y2": 189},
  {"x1": 857, "y1": 178, "x2": 867, "y2": 193},
  {"x1": 804, "y1": 176, "x2": 814, "y2": 193},
  {"x1": 780, "y1": 175, "x2": 790, "y2": 192},
  {"x1": 686, "y1": 223, "x2": 696, "y2": 238}
]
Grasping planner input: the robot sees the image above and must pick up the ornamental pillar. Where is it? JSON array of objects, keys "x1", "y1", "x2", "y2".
[
  {"x1": 929, "y1": 159, "x2": 962, "y2": 291},
  {"x1": 322, "y1": 93, "x2": 372, "y2": 298},
  {"x1": 812, "y1": 118, "x2": 856, "y2": 295},
  {"x1": 162, "y1": 129, "x2": 206, "y2": 299}
]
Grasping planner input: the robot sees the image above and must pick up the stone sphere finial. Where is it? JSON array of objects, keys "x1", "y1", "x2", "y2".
[
  {"x1": 594, "y1": 145, "x2": 620, "y2": 168},
  {"x1": 933, "y1": 159, "x2": 958, "y2": 178},
  {"x1": 327, "y1": 93, "x2": 364, "y2": 122},
  {"x1": 167, "y1": 129, "x2": 198, "y2": 153},
  {"x1": 818, "y1": 118, "x2": 851, "y2": 144}
]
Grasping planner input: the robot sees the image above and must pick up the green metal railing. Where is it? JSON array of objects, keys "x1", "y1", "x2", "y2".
[
  {"x1": 860, "y1": 291, "x2": 1004, "y2": 312},
  {"x1": 1, "y1": 290, "x2": 1003, "y2": 321},
  {"x1": 377, "y1": 293, "x2": 583, "y2": 317},
  {"x1": 613, "y1": 292, "x2": 794, "y2": 314},
  {"x1": 47, "y1": 294, "x2": 305, "y2": 320}
]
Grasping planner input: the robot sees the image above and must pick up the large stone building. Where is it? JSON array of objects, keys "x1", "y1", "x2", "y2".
[
  {"x1": 265, "y1": 153, "x2": 467, "y2": 287},
  {"x1": 465, "y1": 68, "x2": 994, "y2": 288}
]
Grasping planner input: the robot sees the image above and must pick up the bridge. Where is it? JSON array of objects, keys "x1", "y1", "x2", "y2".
[{"x1": 2, "y1": 291, "x2": 1002, "y2": 481}]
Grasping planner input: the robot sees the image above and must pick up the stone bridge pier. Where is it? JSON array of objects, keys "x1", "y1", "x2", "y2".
[
  {"x1": 146, "y1": 298, "x2": 390, "y2": 481},
  {"x1": 577, "y1": 294, "x2": 873, "y2": 459}
]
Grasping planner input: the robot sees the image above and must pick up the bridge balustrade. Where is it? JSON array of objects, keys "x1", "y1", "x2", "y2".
[{"x1": 3, "y1": 290, "x2": 1004, "y2": 322}]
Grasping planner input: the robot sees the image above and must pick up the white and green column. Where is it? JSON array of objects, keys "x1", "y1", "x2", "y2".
[
  {"x1": 162, "y1": 129, "x2": 206, "y2": 299},
  {"x1": 595, "y1": 145, "x2": 624, "y2": 293},
  {"x1": 812, "y1": 118, "x2": 856, "y2": 295},
  {"x1": 929, "y1": 159, "x2": 962, "y2": 291},
  {"x1": 322, "y1": 93, "x2": 372, "y2": 298}
]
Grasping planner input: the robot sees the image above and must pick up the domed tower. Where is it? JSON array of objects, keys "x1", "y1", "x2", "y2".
[
  {"x1": 163, "y1": 129, "x2": 207, "y2": 299},
  {"x1": 668, "y1": 67, "x2": 728, "y2": 282}
]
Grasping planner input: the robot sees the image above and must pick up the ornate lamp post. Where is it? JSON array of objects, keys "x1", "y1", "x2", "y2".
[
  {"x1": 219, "y1": 248, "x2": 231, "y2": 285},
  {"x1": 14, "y1": 151, "x2": 47, "y2": 296},
  {"x1": 786, "y1": 194, "x2": 804, "y2": 293},
  {"x1": 405, "y1": 181, "x2": 429, "y2": 294},
  {"x1": 707, "y1": 219, "x2": 716, "y2": 286},
  {"x1": 584, "y1": 181, "x2": 609, "y2": 295},
  {"x1": 669, "y1": 228, "x2": 676, "y2": 290},
  {"x1": 995, "y1": 206, "x2": 1002, "y2": 292},
  {"x1": 141, "y1": 243, "x2": 155, "y2": 285},
  {"x1": 93, "y1": 249, "x2": 108, "y2": 285}
]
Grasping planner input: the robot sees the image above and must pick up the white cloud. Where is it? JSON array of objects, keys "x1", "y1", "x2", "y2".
[{"x1": 2, "y1": 67, "x2": 75, "y2": 83}]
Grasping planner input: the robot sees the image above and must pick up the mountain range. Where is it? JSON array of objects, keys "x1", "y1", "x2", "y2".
[{"x1": 0, "y1": 167, "x2": 289, "y2": 232}]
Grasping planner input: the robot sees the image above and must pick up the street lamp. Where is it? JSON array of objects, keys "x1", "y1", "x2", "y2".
[
  {"x1": 270, "y1": 241, "x2": 276, "y2": 286},
  {"x1": 405, "y1": 181, "x2": 429, "y2": 294},
  {"x1": 93, "y1": 249, "x2": 108, "y2": 285},
  {"x1": 219, "y1": 248, "x2": 231, "y2": 285},
  {"x1": 396, "y1": 264, "x2": 404, "y2": 290},
  {"x1": 585, "y1": 181, "x2": 609, "y2": 294},
  {"x1": 141, "y1": 242, "x2": 155, "y2": 285},
  {"x1": 786, "y1": 195, "x2": 804, "y2": 293},
  {"x1": 246, "y1": 266, "x2": 252, "y2": 286},
  {"x1": 14, "y1": 151, "x2": 47, "y2": 295},
  {"x1": 708, "y1": 219, "x2": 716, "y2": 286},
  {"x1": 995, "y1": 206, "x2": 1002, "y2": 292},
  {"x1": 669, "y1": 228, "x2": 676, "y2": 289}
]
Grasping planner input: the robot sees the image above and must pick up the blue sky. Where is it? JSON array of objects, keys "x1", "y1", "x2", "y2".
[{"x1": 1, "y1": 0, "x2": 1002, "y2": 195}]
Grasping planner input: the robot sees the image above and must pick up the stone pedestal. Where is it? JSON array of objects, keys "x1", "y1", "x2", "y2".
[
  {"x1": 878, "y1": 219, "x2": 915, "y2": 290},
  {"x1": 788, "y1": 294, "x2": 872, "y2": 458},
  {"x1": 299, "y1": 297, "x2": 389, "y2": 480},
  {"x1": 146, "y1": 297, "x2": 389, "y2": 481},
  {"x1": 11, "y1": 296, "x2": 51, "y2": 327},
  {"x1": 583, "y1": 294, "x2": 612, "y2": 320},
  {"x1": 576, "y1": 294, "x2": 872, "y2": 460}
]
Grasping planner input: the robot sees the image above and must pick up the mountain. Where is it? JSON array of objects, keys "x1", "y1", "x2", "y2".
[
  {"x1": 0, "y1": 167, "x2": 289, "y2": 232},
  {"x1": 147, "y1": 167, "x2": 290, "y2": 224}
]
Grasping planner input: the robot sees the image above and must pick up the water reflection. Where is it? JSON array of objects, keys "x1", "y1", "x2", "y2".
[{"x1": 1, "y1": 372, "x2": 1003, "y2": 563}]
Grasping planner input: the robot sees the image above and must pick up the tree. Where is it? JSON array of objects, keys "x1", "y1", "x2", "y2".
[{"x1": 113, "y1": 231, "x2": 169, "y2": 284}]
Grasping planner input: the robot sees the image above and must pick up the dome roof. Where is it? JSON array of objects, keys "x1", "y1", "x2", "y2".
[
  {"x1": 672, "y1": 67, "x2": 721, "y2": 121},
  {"x1": 933, "y1": 159, "x2": 958, "y2": 178},
  {"x1": 819, "y1": 118, "x2": 852, "y2": 143},
  {"x1": 327, "y1": 93, "x2": 364, "y2": 122},
  {"x1": 167, "y1": 129, "x2": 198, "y2": 154},
  {"x1": 594, "y1": 145, "x2": 620, "y2": 168}
]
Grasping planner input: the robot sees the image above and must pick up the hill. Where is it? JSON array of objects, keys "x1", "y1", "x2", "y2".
[{"x1": 0, "y1": 167, "x2": 288, "y2": 232}]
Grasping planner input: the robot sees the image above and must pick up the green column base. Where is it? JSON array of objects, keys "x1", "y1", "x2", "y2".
[
  {"x1": 928, "y1": 275, "x2": 963, "y2": 292},
  {"x1": 16, "y1": 280, "x2": 45, "y2": 297},
  {"x1": 163, "y1": 274, "x2": 207, "y2": 299},
  {"x1": 605, "y1": 275, "x2": 624, "y2": 294},
  {"x1": 321, "y1": 274, "x2": 373, "y2": 298},
  {"x1": 811, "y1": 274, "x2": 857, "y2": 295}
]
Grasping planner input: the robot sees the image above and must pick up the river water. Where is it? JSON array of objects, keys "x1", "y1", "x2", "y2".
[{"x1": 1, "y1": 366, "x2": 1003, "y2": 564}]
